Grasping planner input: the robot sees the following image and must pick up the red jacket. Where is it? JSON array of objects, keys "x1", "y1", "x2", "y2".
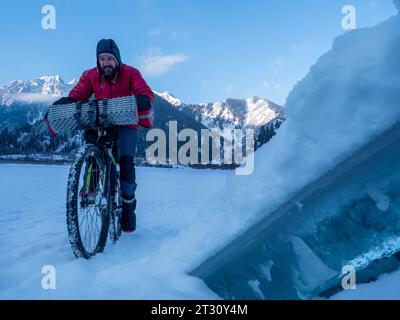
[{"x1": 69, "y1": 64, "x2": 155, "y2": 129}]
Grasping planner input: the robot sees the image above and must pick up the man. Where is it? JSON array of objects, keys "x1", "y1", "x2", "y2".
[{"x1": 54, "y1": 39, "x2": 154, "y2": 233}]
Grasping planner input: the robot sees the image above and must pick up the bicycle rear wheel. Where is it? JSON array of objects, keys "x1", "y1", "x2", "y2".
[{"x1": 66, "y1": 144, "x2": 110, "y2": 259}]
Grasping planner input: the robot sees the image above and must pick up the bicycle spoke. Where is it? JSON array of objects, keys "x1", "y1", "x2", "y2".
[
  {"x1": 88, "y1": 210, "x2": 95, "y2": 252},
  {"x1": 88, "y1": 207, "x2": 99, "y2": 250},
  {"x1": 82, "y1": 211, "x2": 90, "y2": 250}
]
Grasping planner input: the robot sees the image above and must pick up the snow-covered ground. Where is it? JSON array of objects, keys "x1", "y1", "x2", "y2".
[
  {"x1": 331, "y1": 269, "x2": 400, "y2": 300},
  {"x1": 1, "y1": 163, "x2": 400, "y2": 299},
  {"x1": 0, "y1": 164, "x2": 227, "y2": 299}
]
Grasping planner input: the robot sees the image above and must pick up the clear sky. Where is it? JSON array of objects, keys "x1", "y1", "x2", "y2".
[{"x1": 0, "y1": 0, "x2": 397, "y2": 105}]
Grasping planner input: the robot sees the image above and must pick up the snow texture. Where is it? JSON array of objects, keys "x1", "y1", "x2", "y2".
[{"x1": 0, "y1": 164, "x2": 228, "y2": 299}]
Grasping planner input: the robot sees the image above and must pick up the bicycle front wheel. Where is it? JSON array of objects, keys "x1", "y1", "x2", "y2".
[{"x1": 66, "y1": 144, "x2": 110, "y2": 259}]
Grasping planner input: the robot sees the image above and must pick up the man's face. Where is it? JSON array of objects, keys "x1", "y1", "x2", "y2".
[{"x1": 98, "y1": 53, "x2": 117, "y2": 77}]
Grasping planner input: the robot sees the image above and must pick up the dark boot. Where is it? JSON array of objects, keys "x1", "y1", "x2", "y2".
[{"x1": 121, "y1": 196, "x2": 136, "y2": 233}]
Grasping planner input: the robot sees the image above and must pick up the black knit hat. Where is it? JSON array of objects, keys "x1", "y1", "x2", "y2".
[{"x1": 96, "y1": 39, "x2": 122, "y2": 73}]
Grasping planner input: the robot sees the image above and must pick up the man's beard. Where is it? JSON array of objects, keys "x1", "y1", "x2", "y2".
[{"x1": 102, "y1": 66, "x2": 117, "y2": 79}]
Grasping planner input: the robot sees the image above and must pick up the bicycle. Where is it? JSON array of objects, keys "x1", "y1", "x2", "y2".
[{"x1": 66, "y1": 127, "x2": 122, "y2": 259}]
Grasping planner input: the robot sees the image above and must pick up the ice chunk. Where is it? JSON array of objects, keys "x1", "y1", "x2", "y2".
[
  {"x1": 296, "y1": 201, "x2": 304, "y2": 212},
  {"x1": 290, "y1": 236, "x2": 337, "y2": 290},
  {"x1": 248, "y1": 279, "x2": 265, "y2": 299},
  {"x1": 367, "y1": 183, "x2": 391, "y2": 212},
  {"x1": 258, "y1": 261, "x2": 274, "y2": 282}
]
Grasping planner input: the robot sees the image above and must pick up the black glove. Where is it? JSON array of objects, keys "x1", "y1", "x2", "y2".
[
  {"x1": 52, "y1": 96, "x2": 78, "y2": 105},
  {"x1": 136, "y1": 95, "x2": 152, "y2": 112}
]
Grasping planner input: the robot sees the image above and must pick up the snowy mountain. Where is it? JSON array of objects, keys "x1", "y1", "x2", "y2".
[
  {"x1": 0, "y1": 75, "x2": 77, "y2": 106},
  {"x1": 0, "y1": 78, "x2": 285, "y2": 163},
  {"x1": 155, "y1": 91, "x2": 285, "y2": 130},
  {"x1": 155, "y1": 91, "x2": 183, "y2": 107},
  {"x1": 1, "y1": 79, "x2": 284, "y2": 131},
  {"x1": 0, "y1": 93, "x2": 208, "y2": 163}
]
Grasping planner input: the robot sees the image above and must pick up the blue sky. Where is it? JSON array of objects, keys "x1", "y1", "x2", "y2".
[{"x1": 0, "y1": 0, "x2": 397, "y2": 105}]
